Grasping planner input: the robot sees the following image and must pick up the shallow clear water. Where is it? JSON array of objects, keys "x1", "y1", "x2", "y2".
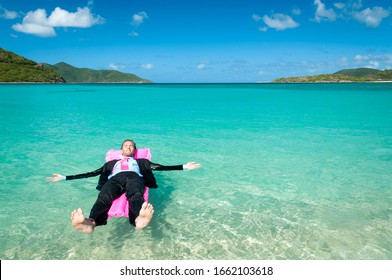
[{"x1": 0, "y1": 83, "x2": 391, "y2": 260}]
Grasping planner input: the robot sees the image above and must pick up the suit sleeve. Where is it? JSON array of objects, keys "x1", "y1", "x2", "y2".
[
  {"x1": 149, "y1": 161, "x2": 184, "y2": 171},
  {"x1": 65, "y1": 166, "x2": 104, "y2": 180}
]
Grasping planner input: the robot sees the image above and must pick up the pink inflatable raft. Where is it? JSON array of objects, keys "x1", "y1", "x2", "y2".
[{"x1": 106, "y1": 148, "x2": 151, "y2": 219}]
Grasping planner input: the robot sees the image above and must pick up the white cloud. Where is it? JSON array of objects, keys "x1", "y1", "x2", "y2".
[
  {"x1": 353, "y1": 53, "x2": 392, "y2": 69},
  {"x1": 311, "y1": 1, "x2": 389, "y2": 28},
  {"x1": 262, "y1": 13, "x2": 299, "y2": 31},
  {"x1": 197, "y1": 60, "x2": 211, "y2": 70},
  {"x1": 368, "y1": 61, "x2": 379, "y2": 68},
  {"x1": 109, "y1": 63, "x2": 118, "y2": 70},
  {"x1": 0, "y1": 7, "x2": 18, "y2": 19},
  {"x1": 47, "y1": 7, "x2": 104, "y2": 27},
  {"x1": 352, "y1": 0, "x2": 363, "y2": 10},
  {"x1": 292, "y1": 7, "x2": 301, "y2": 16},
  {"x1": 132, "y1": 11, "x2": 148, "y2": 26},
  {"x1": 252, "y1": 14, "x2": 262, "y2": 21},
  {"x1": 314, "y1": 0, "x2": 337, "y2": 22},
  {"x1": 197, "y1": 63, "x2": 206, "y2": 70},
  {"x1": 141, "y1": 63, "x2": 153, "y2": 70},
  {"x1": 108, "y1": 63, "x2": 126, "y2": 70},
  {"x1": 338, "y1": 56, "x2": 349, "y2": 66},
  {"x1": 353, "y1": 6, "x2": 390, "y2": 28},
  {"x1": 258, "y1": 26, "x2": 268, "y2": 32},
  {"x1": 334, "y1": 3, "x2": 345, "y2": 10},
  {"x1": 130, "y1": 12, "x2": 148, "y2": 36},
  {"x1": 87, "y1": 0, "x2": 95, "y2": 8},
  {"x1": 354, "y1": 54, "x2": 369, "y2": 62},
  {"x1": 12, "y1": 9, "x2": 56, "y2": 37},
  {"x1": 129, "y1": 31, "x2": 139, "y2": 37},
  {"x1": 11, "y1": 6, "x2": 104, "y2": 37}
]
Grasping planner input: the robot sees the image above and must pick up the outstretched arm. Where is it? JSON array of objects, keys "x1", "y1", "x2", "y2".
[
  {"x1": 46, "y1": 166, "x2": 105, "y2": 183},
  {"x1": 150, "y1": 161, "x2": 201, "y2": 171}
]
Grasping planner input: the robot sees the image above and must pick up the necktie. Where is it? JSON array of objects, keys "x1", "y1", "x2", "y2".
[{"x1": 120, "y1": 157, "x2": 129, "y2": 170}]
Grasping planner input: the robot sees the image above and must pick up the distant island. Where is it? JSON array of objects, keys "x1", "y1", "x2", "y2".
[
  {"x1": 2, "y1": 47, "x2": 392, "y2": 84},
  {"x1": 0, "y1": 48, "x2": 150, "y2": 83},
  {"x1": 273, "y1": 68, "x2": 392, "y2": 83}
]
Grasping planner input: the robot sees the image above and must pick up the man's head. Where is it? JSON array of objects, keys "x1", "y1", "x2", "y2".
[{"x1": 121, "y1": 139, "x2": 137, "y2": 157}]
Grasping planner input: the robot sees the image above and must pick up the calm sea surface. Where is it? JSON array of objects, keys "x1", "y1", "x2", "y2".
[{"x1": 0, "y1": 83, "x2": 391, "y2": 260}]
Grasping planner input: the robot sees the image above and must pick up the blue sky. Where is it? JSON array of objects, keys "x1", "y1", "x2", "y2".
[{"x1": 0, "y1": 0, "x2": 391, "y2": 82}]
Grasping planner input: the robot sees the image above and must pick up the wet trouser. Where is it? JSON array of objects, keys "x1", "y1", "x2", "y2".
[{"x1": 89, "y1": 171, "x2": 145, "y2": 227}]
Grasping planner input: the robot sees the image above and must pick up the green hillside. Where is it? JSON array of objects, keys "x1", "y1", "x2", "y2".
[
  {"x1": 334, "y1": 68, "x2": 381, "y2": 77},
  {"x1": 0, "y1": 48, "x2": 65, "y2": 83},
  {"x1": 273, "y1": 68, "x2": 392, "y2": 83},
  {"x1": 47, "y1": 62, "x2": 151, "y2": 83},
  {"x1": 0, "y1": 48, "x2": 150, "y2": 83}
]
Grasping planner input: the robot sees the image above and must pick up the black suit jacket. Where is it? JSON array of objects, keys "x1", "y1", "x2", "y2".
[{"x1": 65, "y1": 158, "x2": 183, "y2": 190}]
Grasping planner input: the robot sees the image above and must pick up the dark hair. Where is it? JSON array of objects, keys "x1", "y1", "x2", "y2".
[{"x1": 121, "y1": 139, "x2": 137, "y2": 150}]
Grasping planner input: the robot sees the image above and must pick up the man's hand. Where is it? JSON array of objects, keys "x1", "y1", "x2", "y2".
[
  {"x1": 184, "y1": 162, "x2": 201, "y2": 170},
  {"x1": 46, "y1": 173, "x2": 66, "y2": 183}
]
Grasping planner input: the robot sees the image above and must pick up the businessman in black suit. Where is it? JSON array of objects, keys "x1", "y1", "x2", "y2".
[{"x1": 47, "y1": 139, "x2": 201, "y2": 233}]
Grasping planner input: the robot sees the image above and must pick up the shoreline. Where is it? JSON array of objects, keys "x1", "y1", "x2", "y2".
[{"x1": 1, "y1": 80, "x2": 392, "y2": 85}]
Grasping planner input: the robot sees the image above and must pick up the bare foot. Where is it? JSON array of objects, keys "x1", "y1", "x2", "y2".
[
  {"x1": 71, "y1": 208, "x2": 95, "y2": 234},
  {"x1": 135, "y1": 202, "x2": 154, "y2": 230}
]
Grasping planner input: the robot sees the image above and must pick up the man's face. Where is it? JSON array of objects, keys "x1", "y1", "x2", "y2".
[{"x1": 121, "y1": 141, "x2": 135, "y2": 157}]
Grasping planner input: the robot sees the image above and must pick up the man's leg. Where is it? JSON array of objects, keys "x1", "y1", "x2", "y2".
[
  {"x1": 88, "y1": 178, "x2": 124, "y2": 226},
  {"x1": 71, "y1": 178, "x2": 123, "y2": 233},
  {"x1": 124, "y1": 173, "x2": 154, "y2": 229}
]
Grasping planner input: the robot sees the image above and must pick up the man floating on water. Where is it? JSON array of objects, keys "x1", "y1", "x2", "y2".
[{"x1": 47, "y1": 139, "x2": 201, "y2": 233}]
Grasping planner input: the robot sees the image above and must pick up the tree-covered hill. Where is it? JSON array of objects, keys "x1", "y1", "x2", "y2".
[
  {"x1": 46, "y1": 62, "x2": 150, "y2": 83},
  {"x1": 334, "y1": 68, "x2": 381, "y2": 77},
  {"x1": 273, "y1": 68, "x2": 392, "y2": 83},
  {"x1": 0, "y1": 48, "x2": 65, "y2": 83},
  {"x1": 0, "y1": 48, "x2": 151, "y2": 83}
]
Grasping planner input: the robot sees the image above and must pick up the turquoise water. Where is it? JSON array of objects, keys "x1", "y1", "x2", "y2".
[{"x1": 0, "y1": 83, "x2": 391, "y2": 260}]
